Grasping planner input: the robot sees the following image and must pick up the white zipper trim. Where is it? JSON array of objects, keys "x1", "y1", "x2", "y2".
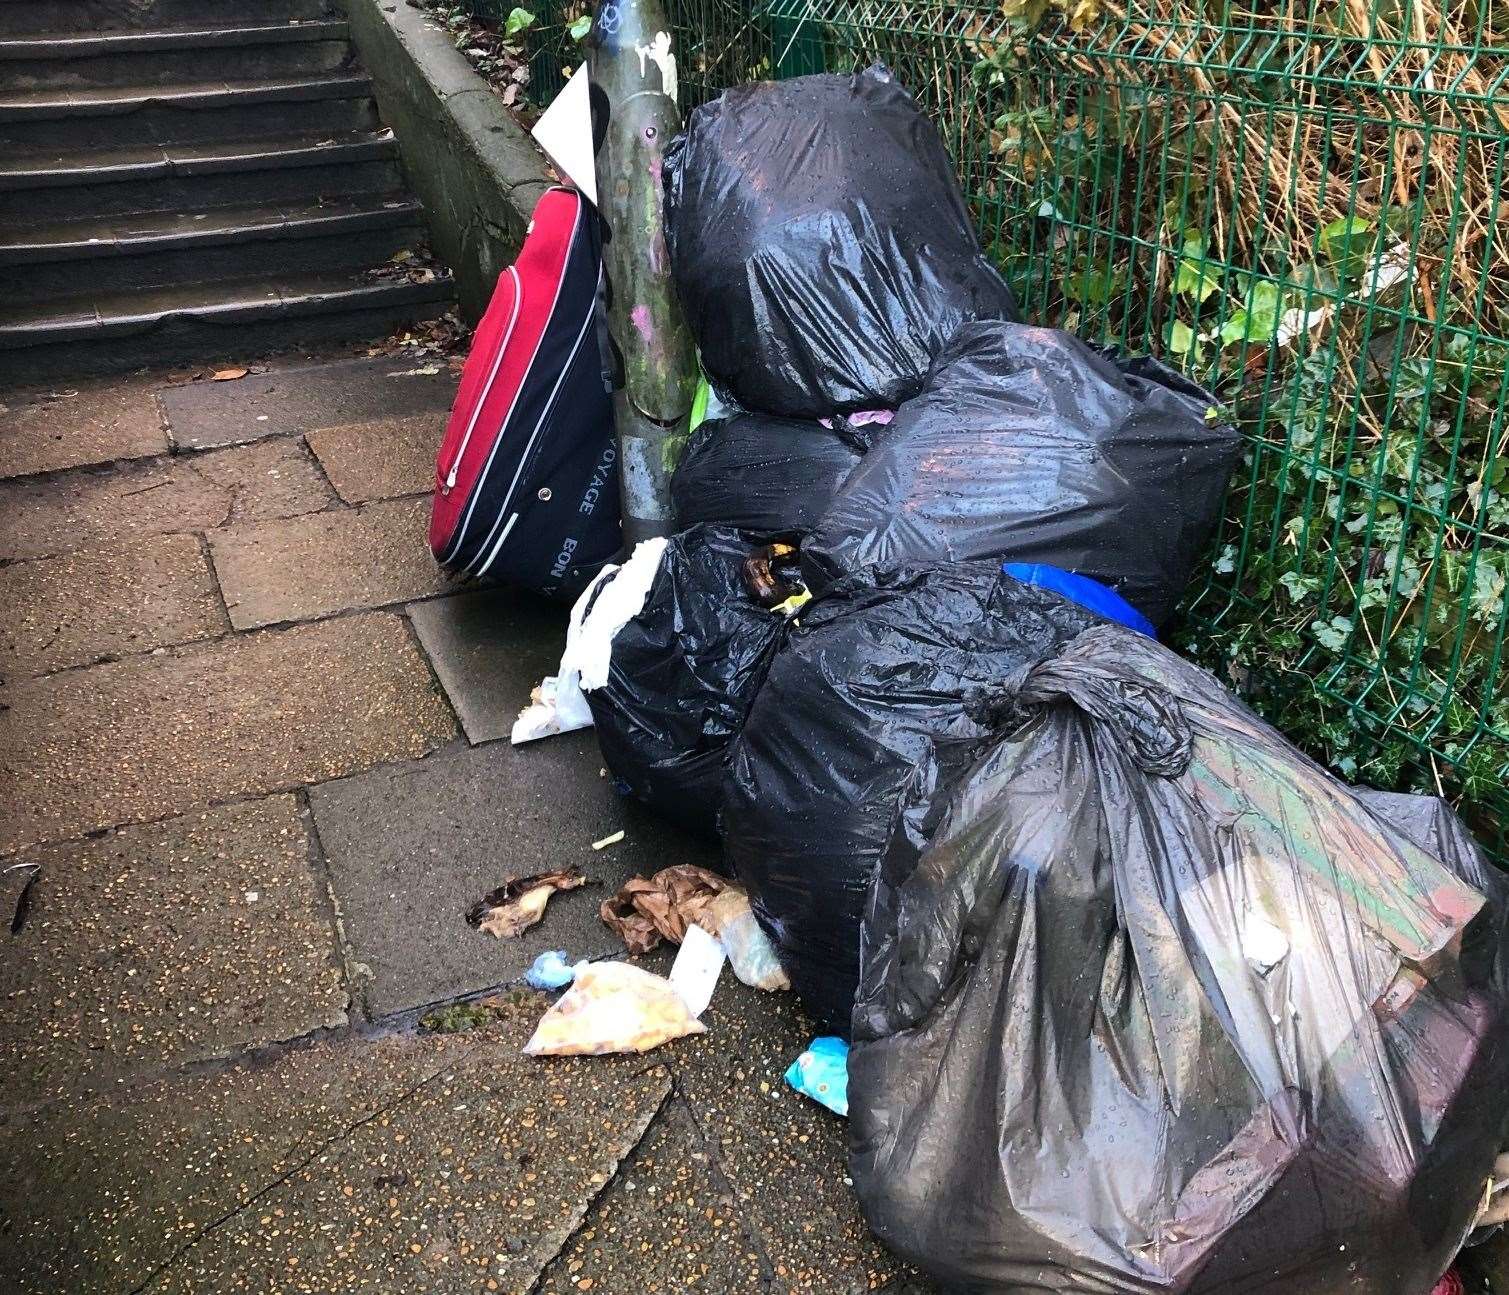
[
  {"x1": 443, "y1": 200, "x2": 581, "y2": 567},
  {"x1": 472, "y1": 511, "x2": 521, "y2": 580},
  {"x1": 465, "y1": 257, "x2": 603, "y2": 580},
  {"x1": 443, "y1": 265, "x2": 522, "y2": 492}
]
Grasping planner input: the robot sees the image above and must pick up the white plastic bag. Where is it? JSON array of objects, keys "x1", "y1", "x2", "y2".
[
  {"x1": 511, "y1": 538, "x2": 668, "y2": 744},
  {"x1": 708, "y1": 889, "x2": 790, "y2": 992}
]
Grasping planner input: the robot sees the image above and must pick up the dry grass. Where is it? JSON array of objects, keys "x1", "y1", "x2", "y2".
[{"x1": 1082, "y1": 0, "x2": 1508, "y2": 329}]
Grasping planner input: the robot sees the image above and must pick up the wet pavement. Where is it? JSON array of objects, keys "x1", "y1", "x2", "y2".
[{"x1": 0, "y1": 351, "x2": 915, "y2": 1294}]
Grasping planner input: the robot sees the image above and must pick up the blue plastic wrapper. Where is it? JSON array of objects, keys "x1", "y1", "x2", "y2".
[
  {"x1": 1002, "y1": 562, "x2": 1156, "y2": 637},
  {"x1": 784, "y1": 1036, "x2": 849, "y2": 1117},
  {"x1": 524, "y1": 950, "x2": 580, "y2": 992}
]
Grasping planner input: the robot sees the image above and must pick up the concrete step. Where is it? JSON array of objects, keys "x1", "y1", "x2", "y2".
[
  {"x1": 0, "y1": 129, "x2": 403, "y2": 222},
  {"x1": 1, "y1": 196, "x2": 429, "y2": 303},
  {"x1": 0, "y1": 73, "x2": 377, "y2": 154},
  {"x1": 0, "y1": 21, "x2": 353, "y2": 91},
  {"x1": 0, "y1": 269, "x2": 456, "y2": 383},
  {"x1": 0, "y1": 0, "x2": 331, "y2": 37},
  {"x1": 0, "y1": 0, "x2": 455, "y2": 378}
]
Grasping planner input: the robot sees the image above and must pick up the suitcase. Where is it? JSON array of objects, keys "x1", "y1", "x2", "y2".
[{"x1": 429, "y1": 186, "x2": 620, "y2": 598}]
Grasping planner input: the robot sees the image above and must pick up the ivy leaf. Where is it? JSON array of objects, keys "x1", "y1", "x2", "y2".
[
  {"x1": 1174, "y1": 236, "x2": 1221, "y2": 303},
  {"x1": 1219, "y1": 310, "x2": 1252, "y2": 347},
  {"x1": 1067, "y1": 0, "x2": 1104, "y2": 29},
  {"x1": 1166, "y1": 319, "x2": 1197, "y2": 356},
  {"x1": 1471, "y1": 559, "x2": 1506, "y2": 628},
  {"x1": 504, "y1": 6, "x2": 536, "y2": 36},
  {"x1": 1319, "y1": 215, "x2": 1375, "y2": 263},
  {"x1": 1220, "y1": 280, "x2": 1284, "y2": 346},
  {"x1": 1280, "y1": 570, "x2": 1320, "y2": 603},
  {"x1": 1393, "y1": 356, "x2": 1432, "y2": 404},
  {"x1": 1062, "y1": 260, "x2": 1126, "y2": 305},
  {"x1": 569, "y1": 14, "x2": 591, "y2": 39},
  {"x1": 1246, "y1": 280, "x2": 1283, "y2": 331},
  {"x1": 1002, "y1": 0, "x2": 1052, "y2": 30},
  {"x1": 1312, "y1": 615, "x2": 1354, "y2": 651}
]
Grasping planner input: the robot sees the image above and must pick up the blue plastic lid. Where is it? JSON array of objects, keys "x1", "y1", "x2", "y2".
[{"x1": 1002, "y1": 562, "x2": 1157, "y2": 637}]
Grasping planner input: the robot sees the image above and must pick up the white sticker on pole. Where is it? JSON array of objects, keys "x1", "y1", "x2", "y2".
[{"x1": 668, "y1": 923, "x2": 725, "y2": 1019}]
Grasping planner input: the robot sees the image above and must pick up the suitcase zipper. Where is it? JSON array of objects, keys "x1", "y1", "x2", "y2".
[{"x1": 442, "y1": 266, "x2": 524, "y2": 495}]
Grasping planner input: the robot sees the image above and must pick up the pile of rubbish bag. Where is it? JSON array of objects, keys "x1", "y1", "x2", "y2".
[
  {"x1": 850, "y1": 623, "x2": 1509, "y2": 1292},
  {"x1": 508, "y1": 63, "x2": 1509, "y2": 1294},
  {"x1": 664, "y1": 64, "x2": 1020, "y2": 417}
]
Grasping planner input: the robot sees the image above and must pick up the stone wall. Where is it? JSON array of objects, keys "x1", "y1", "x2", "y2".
[{"x1": 338, "y1": 0, "x2": 555, "y2": 320}]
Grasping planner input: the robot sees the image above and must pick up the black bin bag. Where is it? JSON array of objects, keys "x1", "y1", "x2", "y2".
[
  {"x1": 849, "y1": 624, "x2": 1509, "y2": 1295},
  {"x1": 663, "y1": 65, "x2": 1019, "y2": 419},
  {"x1": 671, "y1": 413, "x2": 868, "y2": 534},
  {"x1": 588, "y1": 526, "x2": 788, "y2": 842},
  {"x1": 802, "y1": 321, "x2": 1242, "y2": 627},
  {"x1": 720, "y1": 563, "x2": 1100, "y2": 1032}
]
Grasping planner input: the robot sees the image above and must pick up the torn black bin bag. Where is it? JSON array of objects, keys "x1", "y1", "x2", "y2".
[
  {"x1": 671, "y1": 413, "x2": 868, "y2": 534},
  {"x1": 720, "y1": 563, "x2": 1100, "y2": 1032},
  {"x1": 587, "y1": 525, "x2": 788, "y2": 843},
  {"x1": 849, "y1": 624, "x2": 1509, "y2": 1295},
  {"x1": 802, "y1": 321, "x2": 1240, "y2": 627},
  {"x1": 663, "y1": 65, "x2": 1019, "y2": 419}
]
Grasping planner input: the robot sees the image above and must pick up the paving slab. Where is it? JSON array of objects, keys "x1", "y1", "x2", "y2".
[
  {"x1": 306, "y1": 412, "x2": 444, "y2": 503},
  {"x1": 309, "y1": 738, "x2": 720, "y2": 1019},
  {"x1": 0, "y1": 1004, "x2": 670, "y2": 1295},
  {"x1": 189, "y1": 436, "x2": 335, "y2": 524},
  {"x1": 0, "y1": 374, "x2": 168, "y2": 478},
  {"x1": 408, "y1": 587, "x2": 566, "y2": 744},
  {"x1": 535, "y1": 1097, "x2": 775, "y2": 1295},
  {"x1": 0, "y1": 440, "x2": 331, "y2": 562},
  {"x1": 663, "y1": 983, "x2": 918, "y2": 1294},
  {"x1": 0, "y1": 612, "x2": 457, "y2": 854},
  {"x1": 0, "y1": 532, "x2": 227, "y2": 678},
  {"x1": 0, "y1": 457, "x2": 226, "y2": 562},
  {"x1": 0, "y1": 1024, "x2": 476, "y2": 1294},
  {"x1": 0, "y1": 796, "x2": 347, "y2": 1105},
  {"x1": 210, "y1": 496, "x2": 447, "y2": 629},
  {"x1": 159, "y1": 356, "x2": 458, "y2": 450},
  {"x1": 142, "y1": 1012, "x2": 671, "y2": 1295}
]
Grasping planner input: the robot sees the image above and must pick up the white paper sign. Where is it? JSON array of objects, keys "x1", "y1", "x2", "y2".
[
  {"x1": 531, "y1": 63, "x2": 597, "y2": 204},
  {"x1": 668, "y1": 923, "x2": 726, "y2": 1019}
]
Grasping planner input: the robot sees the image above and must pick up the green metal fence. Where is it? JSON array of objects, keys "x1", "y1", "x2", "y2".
[{"x1": 491, "y1": 0, "x2": 1509, "y2": 856}]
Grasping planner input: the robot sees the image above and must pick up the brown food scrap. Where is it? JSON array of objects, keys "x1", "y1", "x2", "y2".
[{"x1": 466, "y1": 868, "x2": 588, "y2": 939}]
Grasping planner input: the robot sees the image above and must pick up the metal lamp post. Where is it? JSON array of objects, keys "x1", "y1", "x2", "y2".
[{"x1": 586, "y1": 0, "x2": 699, "y2": 546}]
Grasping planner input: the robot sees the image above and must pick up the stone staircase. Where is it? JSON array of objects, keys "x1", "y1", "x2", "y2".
[{"x1": 0, "y1": 0, "x2": 455, "y2": 383}]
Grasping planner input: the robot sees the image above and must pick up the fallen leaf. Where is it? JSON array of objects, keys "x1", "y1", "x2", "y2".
[{"x1": 212, "y1": 367, "x2": 249, "y2": 381}]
